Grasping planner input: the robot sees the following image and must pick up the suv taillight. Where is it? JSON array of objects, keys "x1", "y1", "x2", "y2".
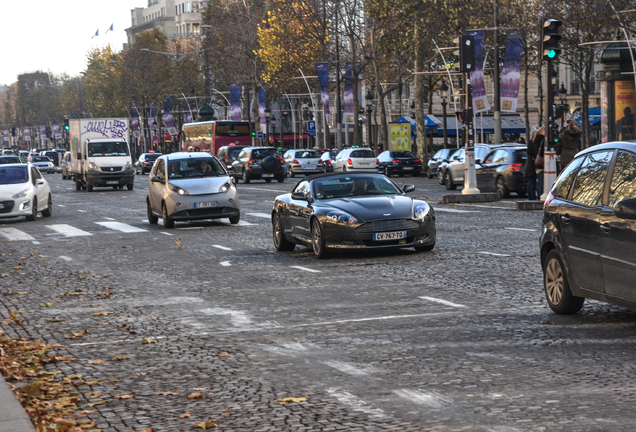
[
  {"x1": 348, "y1": 158, "x2": 353, "y2": 165},
  {"x1": 414, "y1": 159, "x2": 421, "y2": 163},
  {"x1": 510, "y1": 162, "x2": 523, "y2": 172},
  {"x1": 248, "y1": 158, "x2": 253, "y2": 164}
]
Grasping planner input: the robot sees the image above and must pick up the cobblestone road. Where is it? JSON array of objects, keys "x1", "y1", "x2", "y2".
[{"x1": 2, "y1": 172, "x2": 636, "y2": 431}]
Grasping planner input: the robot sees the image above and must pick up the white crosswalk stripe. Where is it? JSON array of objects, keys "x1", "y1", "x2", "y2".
[
  {"x1": 95, "y1": 221, "x2": 148, "y2": 233},
  {"x1": 0, "y1": 228, "x2": 35, "y2": 241},
  {"x1": 46, "y1": 224, "x2": 93, "y2": 237}
]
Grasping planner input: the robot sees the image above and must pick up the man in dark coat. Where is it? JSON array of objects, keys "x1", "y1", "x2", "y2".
[{"x1": 557, "y1": 121, "x2": 582, "y2": 170}]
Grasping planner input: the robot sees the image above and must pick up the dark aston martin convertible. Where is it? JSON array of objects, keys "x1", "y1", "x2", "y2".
[{"x1": 271, "y1": 172, "x2": 436, "y2": 258}]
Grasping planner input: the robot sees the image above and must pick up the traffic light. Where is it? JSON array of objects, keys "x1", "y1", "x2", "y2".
[
  {"x1": 453, "y1": 35, "x2": 476, "y2": 72},
  {"x1": 63, "y1": 118, "x2": 70, "y2": 131},
  {"x1": 541, "y1": 18, "x2": 562, "y2": 60},
  {"x1": 456, "y1": 109, "x2": 469, "y2": 124}
]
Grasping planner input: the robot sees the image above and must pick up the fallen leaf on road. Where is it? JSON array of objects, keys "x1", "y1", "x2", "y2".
[
  {"x1": 193, "y1": 388, "x2": 208, "y2": 391},
  {"x1": 46, "y1": 319, "x2": 66, "y2": 323},
  {"x1": 187, "y1": 392, "x2": 205, "y2": 399},
  {"x1": 221, "y1": 409, "x2": 231, "y2": 416},
  {"x1": 0, "y1": 274, "x2": 9, "y2": 277},
  {"x1": 112, "y1": 356, "x2": 131, "y2": 361},
  {"x1": 41, "y1": 302, "x2": 53, "y2": 307},
  {"x1": 211, "y1": 352, "x2": 229, "y2": 357},
  {"x1": 88, "y1": 360, "x2": 105, "y2": 365},
  {"x1": 179, "y1": 413, "x2": 191, "y2": 419},
  {"x1": 135, "y1": 372, "x2": 148, "y2": 376},
  {"x1": 110, "y1": 379, "x2": 122, "y2": 382},
  {"x1": 87, "y1": 392, "x2": 102, "y2": 398},
  {"x1": 141, "y1": 338, "x2": 157, "y2": 344},
  {"x1": 64, "y1": 330, "x2": 89, "y2": 339},
  {"x1": 64, "y1": 374, "x2": 83, "y2": 381},
  {"x1": 80, "y1": 410, "x2": 98, "y2": 414},
  {"x1": 133, "y1": 429, "x2": 155, "y2": 432},
  {"x1": 154, "y1": 391, "x2": 180, "y2": 396},
  {"x1": 277, "y1": 397, "x2": 307, "y2": 405},
  {"x1": 94, "y1": 275, "x2": 109, "y2": 279},
  {"x1": 175, "y1": 238, "x2": 181, "y2": 248},
  {"x1": 91, "y1": 311, "x2": 114, "y2": 316},
  {"x1": 98, "y1": 323, "x2": 109, "y2": 326},
  {"x1": 114, "y1": 395, "x2": 134, "y2": 399},
  {"x1": 147, "y1": 317, "x2": 158, "y2": 321},
  {"x1": 193, "y1": 420, "x2": 217, "y2": 429},
  {"x1": 86, "y1": 400, "x2": 106, "y2": 407},
  {"x1": 122, "y1": 245, "x2": 132, "y2": 248}
]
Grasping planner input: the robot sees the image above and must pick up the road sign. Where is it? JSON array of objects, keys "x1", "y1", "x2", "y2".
[
  {"x1": 152, "y1": 135, "x2": 158, "y2": 142},
  {"x1": 307, "y1": 121, "x2": 316, "y2": 137},
  {"x1": 257, "y1": 131, "x2": 264, "y2": 138}
]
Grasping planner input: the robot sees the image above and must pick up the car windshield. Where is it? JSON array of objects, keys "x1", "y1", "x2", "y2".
[
  {"x1": 227, "y1": 147, "x2": 244, "y2": 160},
  {"x1": 31, "y1": 156, "x2": 50, "y2": 162},
  {"x1": 252, "y1": 148, "x2": 277, "y2": 159},
  {"x1": 392, "y1": 151, "x2": 415, "y2": 158},
  {"x1": 0, "y1": 156, "x2": 20, "y2": 164},
  {"x1": 45, "y1": 152, "x2": 58, "y2": 159},
  {"x1": 88, "y1": 142, "x2": 130, "y2": 157},
  {"x1": 313, "y1": 175, "x2": 401, "y2": 199},
  {"x1": 0, "y1": 166, "x2": 28, "y2": 184},
  {"x1": 295, "y1": 151, "x2": 318, "y2": 158},
  {"x1": 350, "y1": 149, "x2": 376, "y2": 158},
  {"x1": 168, "y1": 157, "x2": 226, "y2": 178},
  {"x1": 145, "y1": 153, "x2": 161, "y2": 161}
]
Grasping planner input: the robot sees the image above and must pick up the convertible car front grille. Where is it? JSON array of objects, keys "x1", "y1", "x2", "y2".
[{"x1": 356, "y1": 219, "x2": 420, "y2": 233}]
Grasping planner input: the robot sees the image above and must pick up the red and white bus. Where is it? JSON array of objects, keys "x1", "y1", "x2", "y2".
[{"x1": 181, "y1": 120, "x2": 252, "y2": 155}]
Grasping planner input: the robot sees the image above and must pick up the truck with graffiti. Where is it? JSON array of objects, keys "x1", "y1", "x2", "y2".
[{"x1": 69, "y1": 118, "x2": 135, "y2": 192}]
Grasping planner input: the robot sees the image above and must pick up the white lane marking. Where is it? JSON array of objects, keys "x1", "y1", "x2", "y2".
[
  {"x1": 70, "y1": 336, "x2": 167, "y2": 346},
  {"x1": 477, "y1": 251, "x2": 512, "y2": 257},
  {"x1": 241, "y1": 186, "x2": 288, "y2": 193},
  {"x1": 176, "y1": 226, "x2": 203, "y2": 230},
  {"x1": 31, "y1": 241, "x2": 41, "y2": 244},
  {"x1": 291, "y1": 265, "x2": 321, "y2": 273},
  {"x1": 323, "y1": 361, "x2": 379, "y2": 376},
  {"x1": 457, "y1": 204, "x2": 514, "y2": 210},
  {"x1": 247, "y1": 212, "x2": 271, "y2": 219},
  {"x1": 236, "y1": 220, "x2": 255, "y2": 226},
  {"x1": 95, "y1": 221, "x2": 148, "y2": 233},
  {"x1": 419, "y1": 296, "x2": 467, "y2": 308},
  {"x1": 57, "y1": 204, "x2": 65, "y2": 207},
  {"x1": 77, "y1": 210, "x2": 87, "y2": 213},
  {"x1": 393, "y1": 389, "x2": 451, "y2": 408},
  {"x1": 220, "y1": 261, "x2": 231, "y2": 267},
  {"x1": 212, "y1": 245, "x2": 232, "y2": 251},
  {"x1": 59, "y1": 256, "x2": 73, "y2": 261},
  {"x1": 505, "y1": 227, "x2": 538, "y2": 232},
  {"x1": 199, "y1": 308, "x2": 252, "y2": 327},
  {"x1": 102, "y1": 217, "x2": 115, "y2": 221},
  {"x1": 327, "y1": 389, "x2": 386, "y2": 419},
  {"x1": 46, "y1": 224, "x2": 92, "y2": 237},
  {"x1": 0, "y1": 228, "x2": 35, "y2": 241},
  {"x1": 433, "y1": 207, "x2": 481, "y2": 213},
  {"x1": 161, "y1": 232, "x2": 174, "y2": 236}
]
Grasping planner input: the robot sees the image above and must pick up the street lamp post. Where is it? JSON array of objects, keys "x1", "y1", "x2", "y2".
[
  {"x1": 365, "y1": 89, "x2": 373, "y2": 152},
  {"x1": 559, "y1": 82, "x2": 567, "y2": 126},
  {"x1": 440, "y1": 79, "x2": 449, "y2": 149},
  {"x1": 271, "y1": 115, "x2": 276, "y2": 146},
  {"x1": 264, "y1": 108, "x2": 271, "y2": 145}
]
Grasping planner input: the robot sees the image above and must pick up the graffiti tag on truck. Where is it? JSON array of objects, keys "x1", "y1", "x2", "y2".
[{"x1": 82, "y1": 119, "x2": 128, "y2": 139}]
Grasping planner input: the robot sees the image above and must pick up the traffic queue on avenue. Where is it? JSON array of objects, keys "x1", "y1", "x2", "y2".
[{"x1": 1, "y1": 116, "x2": 636, "y2": 316}]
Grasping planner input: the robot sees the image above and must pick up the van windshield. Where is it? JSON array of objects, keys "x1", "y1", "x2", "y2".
[{"x1": 88, "y1": 142, "x2": 130, "y2": 157}]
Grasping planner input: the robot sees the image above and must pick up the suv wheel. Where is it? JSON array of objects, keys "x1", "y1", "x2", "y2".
[
  {"x1": 543, "y1": 250, "x2": 585, "y2": 314},
  {"x1": 26, "y1": 198, "x2": 37, "y2": 221},
  {"x1": 437, "y1": 169, "x2": 444, "y2": 185},
  {"x1": 496, "y1": 177, "x2": 510, "y2": 198},
  {"x1": 427, "y1": 169, "x2": 434, "y2": 179},
  {"x1": 444, "y1": 171, "x2": 456, "y2": 190}
]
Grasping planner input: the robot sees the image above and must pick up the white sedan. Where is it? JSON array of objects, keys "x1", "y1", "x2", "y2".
[
  {"x1": 0, "y1": 164, "x2": 52, "y2": 221},
  {"x1": 27, "y1": 155, "x2": 55, "y2": 174}
]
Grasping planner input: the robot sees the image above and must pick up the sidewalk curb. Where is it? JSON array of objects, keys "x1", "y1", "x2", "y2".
[{"x1": 0, "y1": 374, "x2": 36, "y2": 432}]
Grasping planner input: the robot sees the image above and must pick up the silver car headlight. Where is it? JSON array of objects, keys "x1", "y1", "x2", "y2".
[
  {"x1": 219, "y1": 182, "x2": 232, "y2": 193},
  {"x1": 12, "y1": 189, "x2": 30, "y2": 199},
  {"x1": 414, "y1": 203, "x2": 431, "y2": 221},
  {"x1": 326, "y1": 211, "x2": 358, "y2": 224},
  {"x1": 89, "y1": 161, "x2": 99, "y2": 170},
  {"x1": 169, "y1": 184, "x2": 189, "y2": 196}
]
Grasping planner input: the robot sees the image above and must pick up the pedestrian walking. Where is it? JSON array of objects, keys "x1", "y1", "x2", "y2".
[
  {"x1": 524, "y1": 129, "x2": 538, "y2": 200},
  {"x1": 557, "y1": 121, "x2": 582, "y2": 170},
  {"x1": 532, "y1": 127, "x2": 546, "y2": 198}
]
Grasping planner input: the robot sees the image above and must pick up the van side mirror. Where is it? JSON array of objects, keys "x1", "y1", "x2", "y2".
[{"x1": 615, "y1": 198, "x2": 636, "y2": 220}]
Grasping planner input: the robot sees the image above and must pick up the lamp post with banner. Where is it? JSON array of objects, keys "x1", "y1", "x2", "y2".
[{"x1": 365, "y1": 89, "x2": 373, "y2": 151}]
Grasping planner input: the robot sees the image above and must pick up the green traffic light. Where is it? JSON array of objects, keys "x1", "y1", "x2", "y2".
[{"x1": 547, "y1": 49, "x2": 556, "y2": 58}]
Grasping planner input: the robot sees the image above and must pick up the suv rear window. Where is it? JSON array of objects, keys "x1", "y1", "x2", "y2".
[
  {"x1": 351, "y1": 149, "x2": 375, "y2": 158},
  {"x1": 252, "y1": 148, "x2": 277, "y2": 159},
  {"x1": 513, "y1": 149, "x2": 527, "y2": 163}
]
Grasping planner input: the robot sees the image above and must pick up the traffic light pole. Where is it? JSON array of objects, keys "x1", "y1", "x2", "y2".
[
  {"x1": 541, "y1": 59, "x2": 558, "y2": 200},
  {"x1": 463, "y1": 77, "x2": 480, "y2": 195}
]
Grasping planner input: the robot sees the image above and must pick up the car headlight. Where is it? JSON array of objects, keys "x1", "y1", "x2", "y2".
[
  {"x1": 89, "y1": 161, "x2": 98, "y2": 170},
  {"x1": 219, "y1": 182, "x2": 232, "y2": 193},
  {"x1": 414, "y1": 203, "x2": 431, "y2": 221},
  {"x1": 125, "y1": 161, "x2": 132, "y2": 169},
  {"x1": 326, "y1": 211, "x2": 358, "y2": 224},
  {"x1": 12, "y1": 189, "x2": 29, "y2": 199},
  {"x1": 169, "y1": 184, "x2": 189, "y2": 196}
]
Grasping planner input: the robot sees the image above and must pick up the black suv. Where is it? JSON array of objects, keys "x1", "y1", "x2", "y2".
[
  {"x1": 231, "y1": 147, "x2": 285, "y2": 183},
  {"x1": 540, "y1": 142, "x2": 636, "y2": 314}
]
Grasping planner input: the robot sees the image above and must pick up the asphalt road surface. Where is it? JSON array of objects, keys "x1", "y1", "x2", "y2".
[{"x1": 2, "y1": 171, "x2": 636, "y2": 431}]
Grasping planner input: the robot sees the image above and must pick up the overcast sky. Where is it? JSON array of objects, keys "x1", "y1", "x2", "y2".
[{"x1": 0, "y1": 1, "x2": 146, "y2": 86}]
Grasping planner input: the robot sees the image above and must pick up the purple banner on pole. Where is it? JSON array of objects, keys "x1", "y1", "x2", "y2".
[
  {"x1": 259, "y1": 87, "x2": 266, "y2": 134},
  {"x1": 343, "y1": 63, "x2": 357, "y2": 125},
  {"x1": 131, "y1": 102, "x2": 141, "y2": 138},
  {"x1": 2, "y1": 130, "x2": 9, "y2": 142},
  {"x1": 230, "y1": 84, "x2": 242, "y2": 120},
  {"x1": 52, "y1": 122, "x2": 61, "y2": 140},
  {"x1": 24, "y1": 127, "x2": 31, "y2": 142},
  {"x1": 315, "y1": 62, "x2": 331, "y2": 125},
  {"x1": 164, "y1": 97, "x2": 178, "y2": 136},
  {"x1": 183, "y1": 102, "x2": 193, "y2": 125},
  {"x1": 469, "y1": 31, "x2": 490, "y2": 114},
  {"x1": 500, "y1": 31, "x2": 523, "y2": 113}
]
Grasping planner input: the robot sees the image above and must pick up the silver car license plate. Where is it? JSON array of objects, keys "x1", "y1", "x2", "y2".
[
  {"x1": 373, "y1": 231, "x2": 407, "y2": 241},
  {"x1": 194, "y1": 201, "x2": 218, "y2": 208},
  {"x1": 106, "y1": 181, "x2": 119, "y2": 184}
]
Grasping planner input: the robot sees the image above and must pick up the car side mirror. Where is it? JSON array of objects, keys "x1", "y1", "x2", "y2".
[
  {"x1": 151, "y1": 176, "x2": 164, "y2": 184},
  {"x1": 402, "y1": 184, "x2": 415, "y2": 193},
  {"x1": 37, "y1": 180, "x2": 44, "y2": 185},
  {"x1": 291, "y1": 192, "x2": 307, "y2": 201},
  {"x1": 475, "y1": 158, "x2": 483, "y2": 164},
  {"x1": 614, "y1": 198, "x2": 636, "y2": 220}
]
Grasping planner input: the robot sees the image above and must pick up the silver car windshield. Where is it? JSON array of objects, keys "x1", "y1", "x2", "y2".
[
  {"x1": 168, "y1": 158, "x2": 226, "y2": 178},
  {"x1": 314, "y1": 175, "x2": 401, "y2": 199},
  {"x1": 0, "y1": 166, "x2": 28, "y2": 185}
]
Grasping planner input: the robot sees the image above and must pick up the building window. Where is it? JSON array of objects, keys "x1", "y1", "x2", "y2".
[
  {"x1": 175, "y1": 6, "x2": 178, "y2": 15},
  {"x1": 186, "y1": 2, "x2": 191, "y2": 13},
  {"x1": 193, "y1": 23, "x2": 200, "y2": 34}
]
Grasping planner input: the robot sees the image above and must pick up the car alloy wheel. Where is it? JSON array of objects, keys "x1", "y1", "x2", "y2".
[
  {"x1": 311, "y1": 218, "x2": 328, "y2": 259},
  {"x1": 543, "y1": 250, "x2": 585, "y2": 314},
  {"x1": 445, "y1": 171, "x2": 456, "y2": 190},
  {"x1": 497, "y1": 177, "x2": 510, "y2": 198},
  {"x1": 437, "y1": 169, "x2": 444, "y2": 185},
  {"x1": 147, "y1": 200, "x2": 158, "y2": 224},
  {"x1": 42, "y1": 194, "x2": 52, "y2": 217},
  {"x1": 26, "y1": 197, "x2": 37, "y2": 221},
  {"x1": 273, "y1": 213, "x2": 295, "y2": 251}
]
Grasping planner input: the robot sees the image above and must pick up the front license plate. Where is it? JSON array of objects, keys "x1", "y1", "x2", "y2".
[
  {"x1": 403, "y1": 167, "x2": 414, "y2": 170},
  {"x1": 262, "y1": 173, "x2": 274, "y2": 177},
  {"x1": 373, "y1": 231, "x2": 407, "y2": 241},
  {"x1": 106, "y1": 181, "x2": 119, "y2": 184},
  {"x1": 194, "y1": 201, "x2": 218, "y2": 208}
]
